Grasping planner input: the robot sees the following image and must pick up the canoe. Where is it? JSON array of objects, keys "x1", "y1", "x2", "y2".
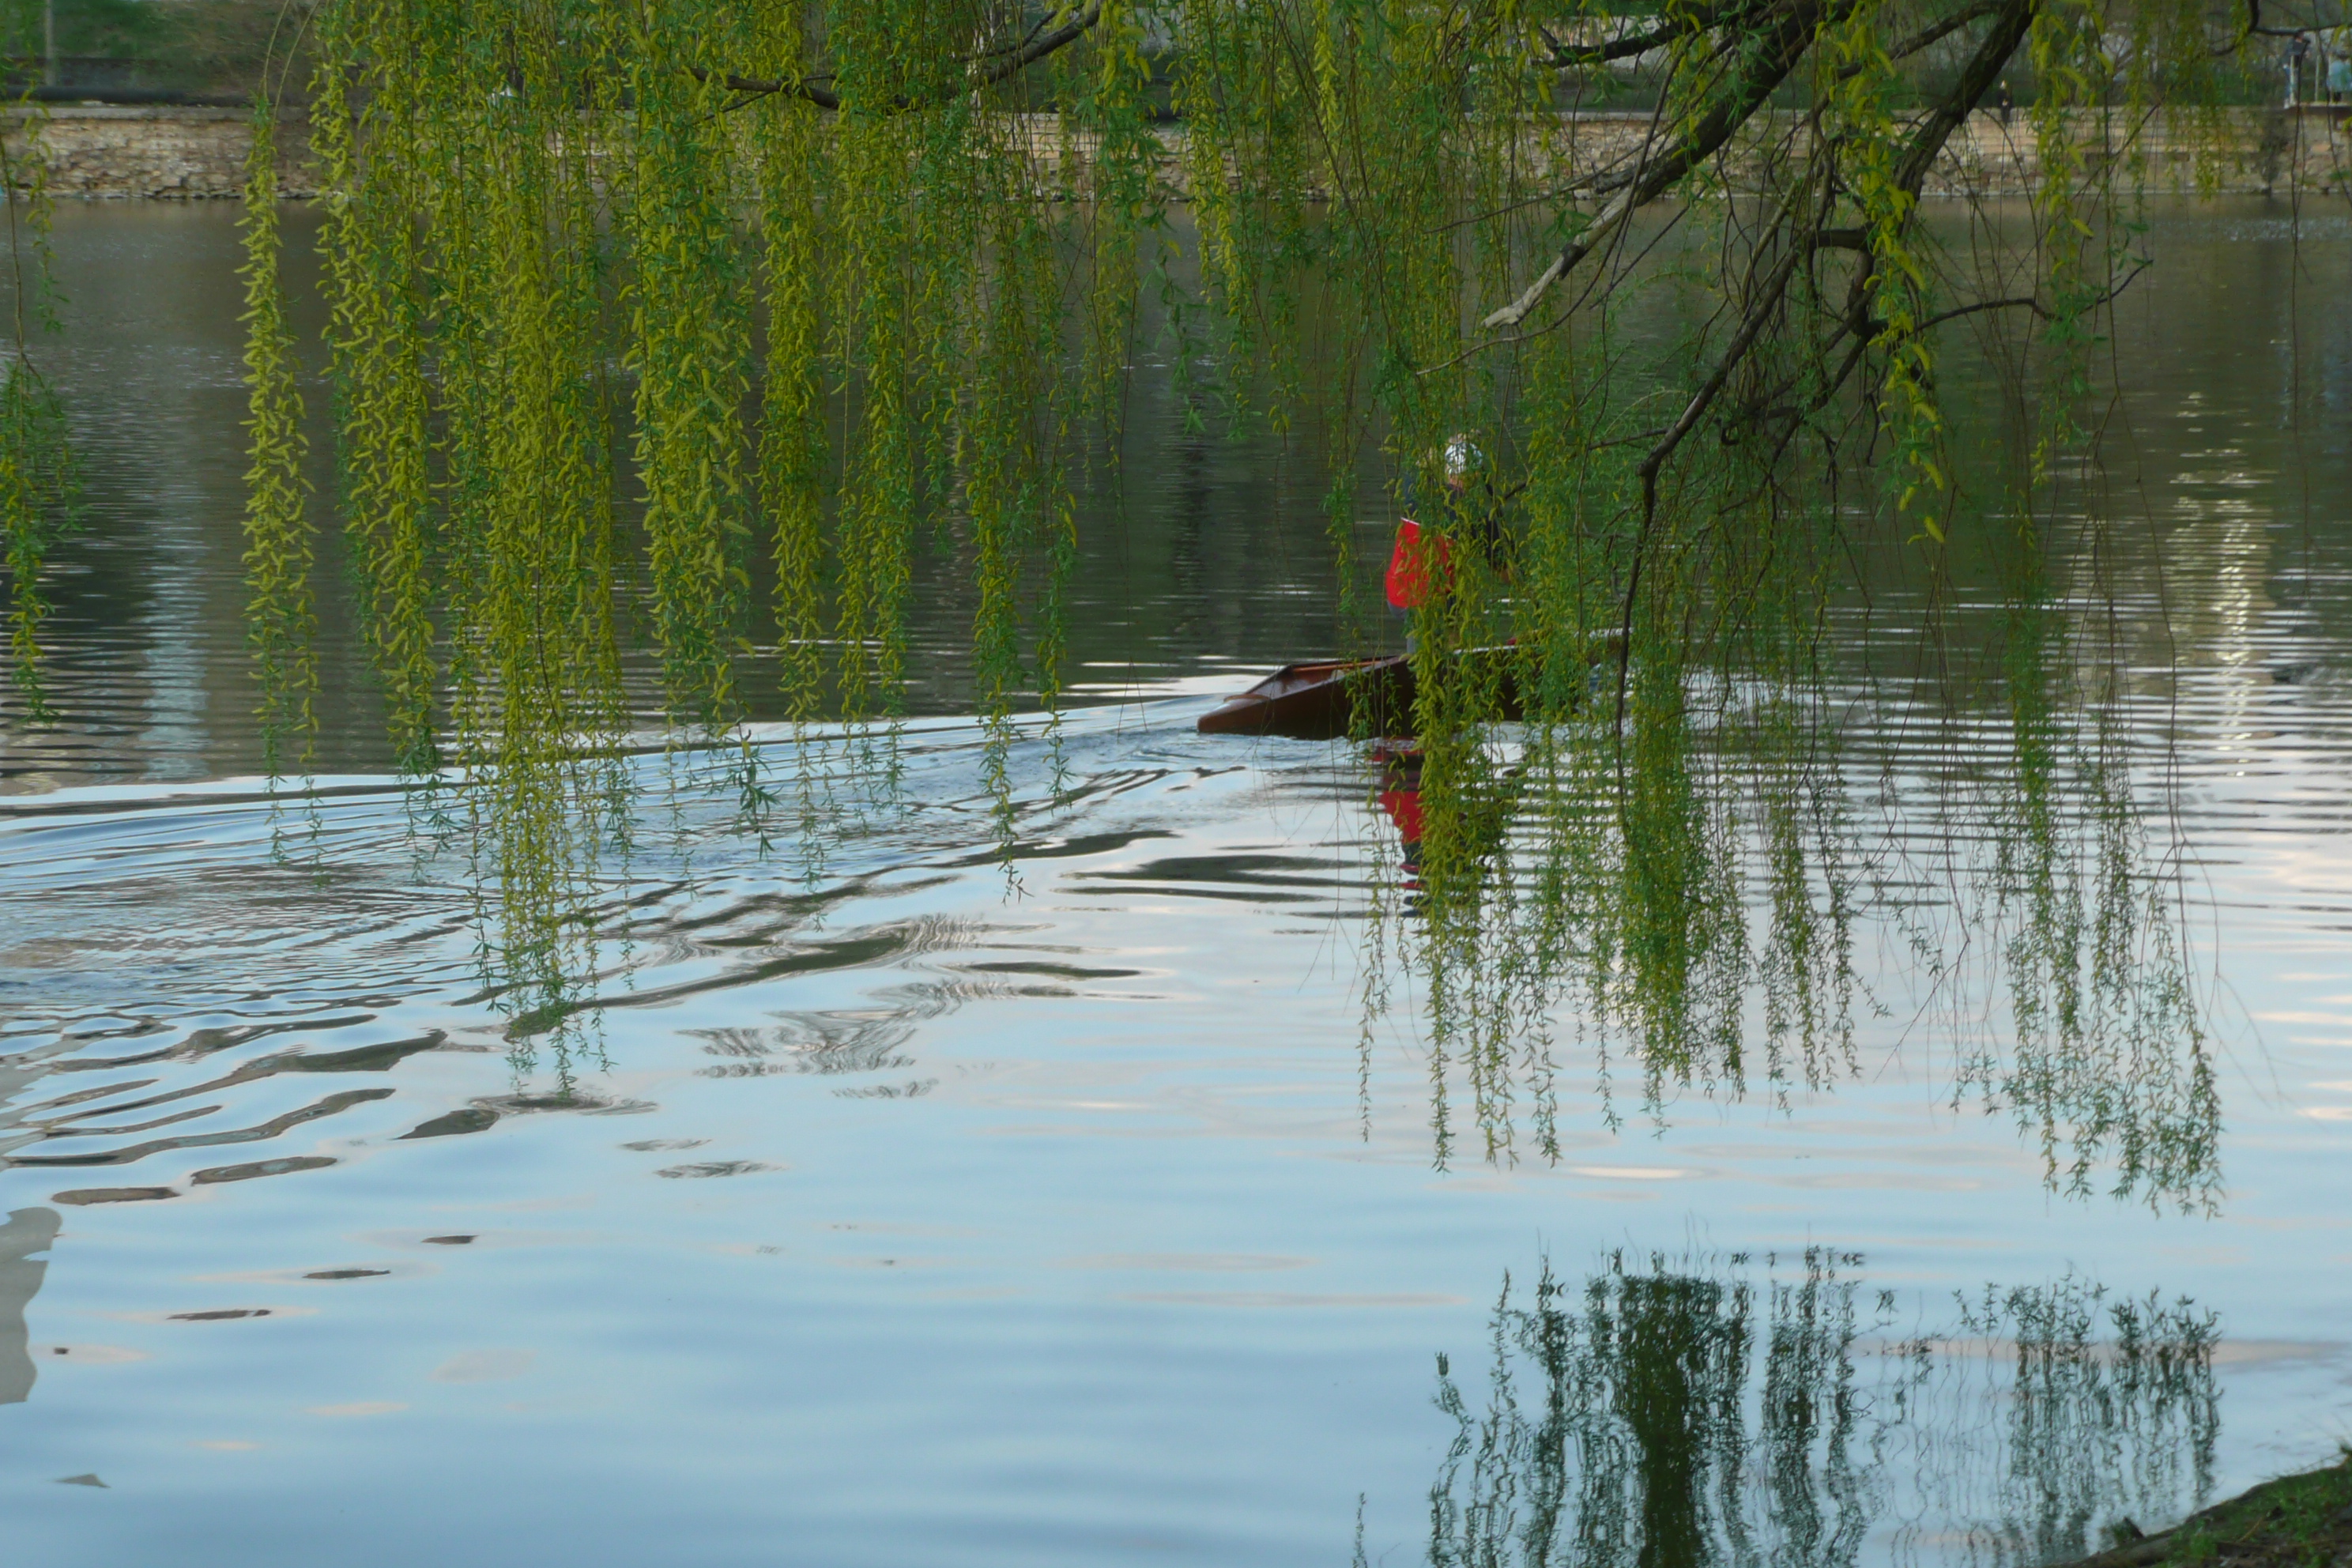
[{"x1": 1197, "y1": 647, "x2": 1523, "y2": 739}]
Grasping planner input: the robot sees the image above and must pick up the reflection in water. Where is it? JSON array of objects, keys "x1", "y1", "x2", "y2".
[
  {"x1": 1918, "y1": 1283, "x2": 2222, "y2": 1568},
  {"x1": 0, "y1": 199, "x2": 2346, "y2": 1565},
  {"x1": 691, "y1": 1012, "x2": 918, "y2": 1079},
  {"x1": 1375, "y1": 744, "x2": 1425, "y2": 877},
  {"x1": 1363, "y1": 605, "x2": 2221, "y2": 1212},
  {"x1": 1423, "y1": 1253, "x2": 2218, "y2": 1568},
  {"x1": 0, "y1": 205, "x2": 2265, "y2": 1211},
  {"x1": 1964, "y1": 660, "x2": 2218, "y2": 1208},
  {"x1": 0, "y1": 1208, "x2": 60, "y2": 1404}
]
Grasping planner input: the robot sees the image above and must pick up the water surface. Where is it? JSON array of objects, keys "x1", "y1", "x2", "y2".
[{"x1": 2, "y1": 201, "x2": 2350, "y2": 1567}]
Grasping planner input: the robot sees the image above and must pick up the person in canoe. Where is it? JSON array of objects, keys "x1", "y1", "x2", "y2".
[
  {"x1": 1194, "y1": 435, "x2": 1527, "y2": 739},
  {"x1": 1385, "y1": 434, "x2": 1513, "y2": 652}
]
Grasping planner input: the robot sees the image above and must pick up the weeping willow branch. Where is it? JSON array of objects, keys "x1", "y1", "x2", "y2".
[
  {"x1": 1483, "y1": 0, "x2": 1841, "y2": 330},
  {"x1": 239, "y1": 100, "x2": 316, "y2": 775},
  {"x1": 695, "y1": 1, "x2": 1106, "y2": 112},
  {"x1": 231, "y1": 0, "x2": 2251, "y2": 1200},
  {"x1": 0, "y1": 99, "x2": 75, "y2": 726},
  {"x1": 1632, "y1": 0, "x2": 2041, "y2": 486},
  {"x1": 1875, "y1": 0, "x2": 2005, "y2": 70},
  {"x1": 1892, "y1": 0, "x2": 2041, "y2": 195},
  {"x1": 1446, "y1": 0, "x2": 2001, "y2": 254}
]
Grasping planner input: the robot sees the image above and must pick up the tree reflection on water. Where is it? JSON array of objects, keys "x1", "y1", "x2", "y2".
[
  {"x1": 439, "y1": 603, "x2": 2225, "y2": 1219},
  {"x1": 1419, "y1": 1251, "x2": 2218, "y2": 1568},
  {"x1": 1363, "y1": 593, "x2": 2221, "y2": 1212}
]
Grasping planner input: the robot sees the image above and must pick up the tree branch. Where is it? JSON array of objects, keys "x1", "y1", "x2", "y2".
[
  {"x1": 1437, "y1": 3, "x2": 1992, "y2": 247},
  {"x1": 1815, "y1": 0, "x2": 2039, "y2": 361},
  {"x1": 1484, "y1": 0, "x2": 1835, "y2": 330},
  {"x1": 701, "y1": 2, "x2": 1105, "y2": 115},
  {"x1": 1891, "y1": 0, "x2": 2039, "y2": 194},
  {"x1": 1870, "y1": 0, "x2": 2001, "y2": 74},
  {"x1": 1543, "y1": 19, "x2": 1690, "y2": 67},
  {"x1": 1539, "y1": 6, "x2": 1719, "y2": 69},
  {"x1": 1639, "y1": 220, "x2": 1832, "y2": 483}
]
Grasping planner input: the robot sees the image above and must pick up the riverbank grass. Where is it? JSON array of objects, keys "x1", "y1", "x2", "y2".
[{"x1": 2097, "y1": 1451, "x2": 2352, "y2": 1568}]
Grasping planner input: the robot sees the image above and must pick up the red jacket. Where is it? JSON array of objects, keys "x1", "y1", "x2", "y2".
[{"x1": 1385, "y1": 518, "x2": 1451, "y2": 609}]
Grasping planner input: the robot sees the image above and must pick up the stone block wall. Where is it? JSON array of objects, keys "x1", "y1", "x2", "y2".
[
  {"x1": 1008, "y1": 107, "x2": 2352, "y2": 202},
  {"x1": 9, "y1": 102, "x2": 2352, "y2": 204},
  {"x1": 1, "y1": 106, "x2": 318, "y2": 199}
]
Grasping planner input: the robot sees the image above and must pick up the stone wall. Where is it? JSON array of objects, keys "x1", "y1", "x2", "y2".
[
  {"x1": 1, "y1": 106, "x2": 318, "y2": 199},
  {"x1": 998, "y1": 107, "x2": 2352, "y2": 201},
  {"x1": 1924, "y1": 107, "x2": 2352, "y2": 197},
  {"x1": 9, "y1": 102, "x2": 2352, "y2": 203}
]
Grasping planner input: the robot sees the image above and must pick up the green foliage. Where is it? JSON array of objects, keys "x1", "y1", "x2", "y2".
[
  {"x1": 0, "y1": 0, "x2": 170, "y2": 63},
  {"x1": 2157, "y1": 1452, "x2": 2352, "y2": 1568},
  {"x1": 0, "y1": 349, "x2": 73, "y2": 720},
  {"x1": 0, "y1": 1, "x2": 322, "y2": 94},
  {"x1": 315, "y1": 0, "x2": 435, "y2": 771},
  {"x1": 236, "y1": 0, "x2": 2258, "y2": 1192},
  {"x1": 0, "y1": 100, "x2": 75, "y2": 724},
  {"x1": 240, "y1": 101, "x2": 316, "y2": 774}
]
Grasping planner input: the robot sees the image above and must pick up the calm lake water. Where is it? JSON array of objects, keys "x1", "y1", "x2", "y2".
[{"x1": 2, "y1": 201, "x2": 2350, "y2": 1566}]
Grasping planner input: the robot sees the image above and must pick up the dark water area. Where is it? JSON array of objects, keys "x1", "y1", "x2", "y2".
[{"x1": 2, "y1": 201, "x2": 2350, "y2": 1566}]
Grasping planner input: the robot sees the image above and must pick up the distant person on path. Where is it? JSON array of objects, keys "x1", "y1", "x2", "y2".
[
  {"x1": 1996, "y1": 79, "x2": 2013, "y2": 125},
  {"x1": 2290, "y1": 32, "x2": 2312, "y2": 106},
  {"x1": 2328, "y1": 30, "x2": 2351, "y2": 102}
]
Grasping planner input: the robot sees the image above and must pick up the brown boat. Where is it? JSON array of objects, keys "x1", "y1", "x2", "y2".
[{"x1": 1196, "y1": 647, "x2": 1523, "y2": 739}]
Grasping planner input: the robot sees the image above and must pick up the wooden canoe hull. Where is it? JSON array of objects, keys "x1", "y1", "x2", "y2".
[{"x1": 1197, "y1": 649, "x2": 1523, "y2": 739}]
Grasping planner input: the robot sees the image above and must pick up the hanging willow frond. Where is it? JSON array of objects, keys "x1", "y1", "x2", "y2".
[
  {"x1": 0, "y1": 99, "x2": 77, "y2": 726},
  {"x1": 246, "y1": 0, "x2": 2260, "y2": 1199},
  {"x1": 240, "y1": 100, "x2": 318, "y2": 775}
]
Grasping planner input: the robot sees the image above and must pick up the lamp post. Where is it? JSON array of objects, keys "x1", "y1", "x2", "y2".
[{"x1": 43, "y1": 0, "x2": 55, "y2": 89}]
